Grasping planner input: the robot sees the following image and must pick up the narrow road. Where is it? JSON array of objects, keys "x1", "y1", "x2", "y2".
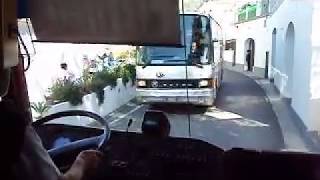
[
  {"x1": 105, "y1": 69, "x2": 285, "y2": 151},
  {"x1": 214, "y1": 69, "x2": 284, "y2": 150}
]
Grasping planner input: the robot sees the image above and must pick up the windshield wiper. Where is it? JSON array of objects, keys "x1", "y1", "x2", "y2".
[
  {"x1": 151, "y1": 55, "x2": 176, "y2": 59},
  {"x1": 142, "y1": 59, "x2": 184, "y2": 68},
  {"x1": 192, "y1": 62, "x2": 203, "y2": 68},
  {"x1": 163, "y1": 59, "x2": 185, "y2": 62},
  {"x1": 142, "y1": 63, "x2": 149, "y2": 68},
  {"x1": 142, "y1": 60, "x2": 151, "y2": 69}
]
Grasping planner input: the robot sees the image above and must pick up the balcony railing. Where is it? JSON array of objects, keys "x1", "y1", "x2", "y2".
[
  {"x1": 235, "y1": 0, "x2": 285, "y2": 24},
  {"x1": 236, "y1": 2, "x2": 261, "y2": 23}
]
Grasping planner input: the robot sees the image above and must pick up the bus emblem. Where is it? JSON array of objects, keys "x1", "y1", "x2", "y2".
[{"x1": 156, "y1": 72, "x2": 165, "y2": 78}]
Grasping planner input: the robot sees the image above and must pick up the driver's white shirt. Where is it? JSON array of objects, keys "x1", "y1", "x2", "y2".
[{"x1": 13, "y1": 126, "x2": 61, "y2": 180}]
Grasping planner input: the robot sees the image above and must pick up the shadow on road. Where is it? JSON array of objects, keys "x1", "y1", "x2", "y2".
[{"x1": 149, "y1": 104, "x2": 208, "y2": 115}]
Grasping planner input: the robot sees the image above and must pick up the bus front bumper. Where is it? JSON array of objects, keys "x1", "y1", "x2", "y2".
[{"x1": 136, "y1": 88, "x2": 215, "y2": 106}]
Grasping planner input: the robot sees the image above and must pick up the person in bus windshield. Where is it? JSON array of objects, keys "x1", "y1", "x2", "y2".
[
  {"x1": 189, "y1": 16, "x2": 206, "y2": 64},
  {"x1": 189, "y1": 42, "x2": 202, "y2": 64}
]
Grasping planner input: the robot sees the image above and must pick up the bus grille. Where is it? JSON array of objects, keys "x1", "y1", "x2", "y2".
[{"x1": 146, "y1": 80, "x2": 199, "y2": 89}]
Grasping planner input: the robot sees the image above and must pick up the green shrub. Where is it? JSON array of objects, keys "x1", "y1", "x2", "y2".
[
  {"x1": 121, "y1": 68, "x2": 131, "y2": 86},
  {"x1": 48, "y1": 64, "x2": 136, "y2": 106},
  {"x1": 112, "y1": 66, "x2": 122, "y2": 81},
  {"x1": 123, "y1": 64, "x2": 136, "y2": 86},
  {"x1": 90, "y1": 68, "x2": 118, "y2": 104},
  {"x1": 81, "y1": 69, "x2": 94, "y2": 94},
  {"x1": 31, "y1": 102, "x2": 49, "y2": 119},
  {"x1": 49, "y1": 80, "x2": 84, "y2": 106},
  {"x1": 90, "y1": 77, "x2": 106, "y2": 105}
]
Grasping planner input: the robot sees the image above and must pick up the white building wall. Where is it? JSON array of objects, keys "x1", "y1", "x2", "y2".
[
  {"x1": 224, "y1": 50, "x2": 235, "y2": 63},
  {"x1": 308, "y1": 1, "x2": 320, "y2": 131},
  {"x1": 235, "y1": 18, "x2": 268, "y2": 70},
  {"x1": 267, "y1": 0, "x2": 313, "y2": 129},
  {"x1": 234, "y1": 0, "x2": 320, "y2": 132}
]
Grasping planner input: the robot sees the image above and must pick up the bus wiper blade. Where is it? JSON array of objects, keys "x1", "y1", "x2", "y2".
[
  {"x1": 142, "y1": 61, "x2": 151, "y2": 68},
  {"x1": 163, "y1": 59, "x2": 185, "y2": 62},
  {"x1": 192, "y1": 62, "x2": 203, "y2": 68},
  {"x1": 151, "y1": 55, "x2": 176, "y2": 59}
]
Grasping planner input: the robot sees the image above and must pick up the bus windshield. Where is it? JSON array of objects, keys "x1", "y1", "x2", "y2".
[{"x1": 138, "y1": 14, "x2": 211, "y2": 65}]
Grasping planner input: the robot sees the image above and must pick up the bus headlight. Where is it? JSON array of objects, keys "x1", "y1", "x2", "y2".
[
  {"x1": 137, "y1": 80, "x2": 146, "y2": 87},
  {"x1": 199, "y1": 80, "x2": 209, "y2": 87}
]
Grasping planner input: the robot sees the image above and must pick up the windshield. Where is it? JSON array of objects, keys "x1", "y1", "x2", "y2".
[
  {"x1": 138, "y1": 15, "x2": 211, "y2": 65},
  {"x1": 20, "y1": 0, "x2": 320, "y2": 154}
]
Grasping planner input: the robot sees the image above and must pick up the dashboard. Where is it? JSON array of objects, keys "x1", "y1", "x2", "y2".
[
  {"x1": 97, "y1": 131, "x2": 224, "y2": 180},
  {"x1": 37, "y1": 124, "x2": 320, "y2": 180}
]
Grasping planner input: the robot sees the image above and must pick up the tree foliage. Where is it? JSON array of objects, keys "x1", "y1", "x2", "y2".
[{"x1": 116, "y1": 49, "x2": 137, "y2": 61}]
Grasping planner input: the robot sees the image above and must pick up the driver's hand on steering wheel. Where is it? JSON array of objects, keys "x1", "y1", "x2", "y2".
[{"x1": 60, "y1": 150, "x2": 103, "y2": 180}]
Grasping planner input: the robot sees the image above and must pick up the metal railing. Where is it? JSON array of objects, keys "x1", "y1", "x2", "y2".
[{"x1": 235, "y1": 0, "x2": 285, "y2": 24}]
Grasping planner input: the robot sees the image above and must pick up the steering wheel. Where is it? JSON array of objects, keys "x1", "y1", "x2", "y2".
[{"x1": 33, "y1": 110, "x2": 111, "y2": 157}]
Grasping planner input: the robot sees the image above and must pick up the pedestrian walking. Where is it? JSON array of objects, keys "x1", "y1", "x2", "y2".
[{"x1": 246, "y1": 50, "x2": 252, "y2": 71}]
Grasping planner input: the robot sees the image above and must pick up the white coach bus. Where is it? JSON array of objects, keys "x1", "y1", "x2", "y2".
[{"x1": 136, "y1": 13, "x2": 223, "y2": 106}]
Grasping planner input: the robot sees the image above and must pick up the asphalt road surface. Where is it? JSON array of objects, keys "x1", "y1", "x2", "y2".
[{"x1": 105, "y1": 69, "x2": 285, "y2": 151}]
